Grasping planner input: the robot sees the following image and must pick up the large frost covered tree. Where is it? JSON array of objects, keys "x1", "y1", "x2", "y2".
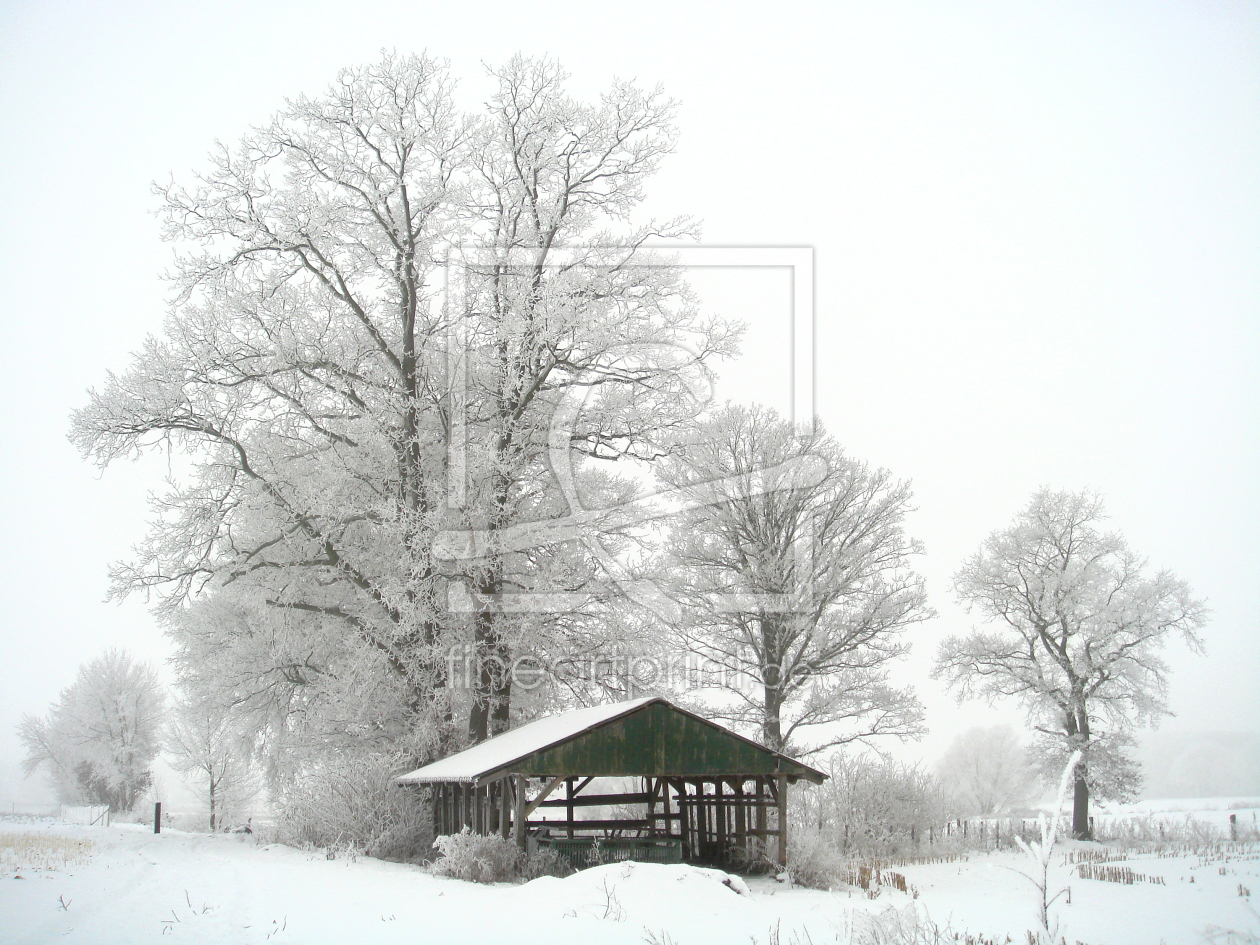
[
  {"x1": 69, "y1": 53, "x2": 732, "y2": 788},
  {"x1": 18, "y1": 650, "x2": 164, "y2": 812},
  {"x1": 933, "y1": 488, "x2": 1207, "y2": 838},
  {"x1": 655, "y1": 405, "x2": 929, "y2": 755}
]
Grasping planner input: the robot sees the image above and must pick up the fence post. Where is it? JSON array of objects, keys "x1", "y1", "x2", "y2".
[
  {"x1": 776, "y1": 774, "x2": 789, "y2": 868},
  {"x1": 154, "y1": 802, "x2": 161, "y2": 835},
  {"x1": 1231, "y1": 814, "x2": 1238, "y2": 841}
]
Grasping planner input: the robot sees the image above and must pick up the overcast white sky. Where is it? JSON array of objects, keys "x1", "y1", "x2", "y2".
[{"x1": 0, "y1": 1, "x2": 1256, "y2": 782}]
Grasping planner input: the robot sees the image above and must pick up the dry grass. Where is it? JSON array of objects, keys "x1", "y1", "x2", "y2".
[{"x1": 0, "y1": 832, "x2": 95, "y2": 872}]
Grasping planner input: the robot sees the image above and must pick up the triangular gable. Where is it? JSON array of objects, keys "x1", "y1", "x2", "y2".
[{"x1": 398, "y1": 698, "x2": 825, "y2": 785}]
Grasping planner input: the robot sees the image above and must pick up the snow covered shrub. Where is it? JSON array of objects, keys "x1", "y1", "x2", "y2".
[
  {"x1": 785, "y1": 826, "x2": 848, "y2": 890},
  {"x1": 429, "y1": 828, "x2": 523, "y2": 883},
  {"x1": 729, "y1": 836, "x2": 775, "y2": 874},
  {"x1": 276, "y1": 753, "x2": 431, "y2": 862},
  {"x1": 520, "y1": 845, "x2": 572, "y2": 880},
  {"x1": 428, "y1": 828, "x2": 571, "y2": 883},
  {"x1": 845, "y1": 904, "x2": 951, "y2": 945}
]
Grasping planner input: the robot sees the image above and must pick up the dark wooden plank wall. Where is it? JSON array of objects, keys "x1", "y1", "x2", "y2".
[
  {"x1": 674, "y1": 776, "x2": 780, "y2": 862},
  {"x1": 430, "y1": 774, "x2": 786, "y2": 864}
]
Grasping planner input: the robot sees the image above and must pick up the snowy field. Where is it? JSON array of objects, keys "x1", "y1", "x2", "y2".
[{"x1": 1, "y1": 814, "x2": 1257, "y2": 945}]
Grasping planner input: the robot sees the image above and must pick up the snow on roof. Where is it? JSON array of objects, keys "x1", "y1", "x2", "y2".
[{"x1": 396, "y1": 697, "x2": 660, "y2": 784}]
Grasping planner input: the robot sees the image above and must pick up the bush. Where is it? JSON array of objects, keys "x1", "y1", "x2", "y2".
[
  {"x1": 276, "y1": 753, "x2": 432, "y2": 862},
  {"x1": 521, "y1": 845, "x2": 571, "y2": 880},
  {"x1": 728, "y1": 835, "x2": 776, "y2": 874},
  {"x1": 786, "y1": 826, "x2": 849, "y2": 890},
  {"x1": 428, "y1": 827, "x2": 572, "y2": 883},
  {"x1": 429, "y1": 828, "x2": 523, "y2": 883}
]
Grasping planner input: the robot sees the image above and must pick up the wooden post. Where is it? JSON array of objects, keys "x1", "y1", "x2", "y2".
[
  {"x1": 776, "y1": 774, "x2": 788, "y2": 867},
  {"x1": 697, "y1": 780, "x2": 708, "y2": 859},
  {"x1": 677, "y1": 780, "x2": 691, "y2": 855},
  {"x1": 566, "y1": 777, "x2": 575, "y2": 840},
  {"x1": 512, "y1": 775, "x2": 527, "y2": 849},
  {"x1": 718, "y1": 780, "x2": 729, "y2": 853},
  {"x1": 645, "y1": 777, "x2": 655, "y2": 837},
  {"x1": 755, "y1": 777, "x2": 767, "y2": 848},
  {"x1": 499, "y1": 777, "x2": 511, "y2": 839},
  {"x1": 154, "y1": 802, "x2": 161, "y2": 835}
]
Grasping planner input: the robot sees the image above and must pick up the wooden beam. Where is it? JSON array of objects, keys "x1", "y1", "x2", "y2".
[
  {"x1": 526, "y1": 818, "x2": 656, "y2": 831},
  {"x1": 513, "y1": 775, "x2": 526, "y2": 849},
  {"x1": 523, "y1": 775, "x2": 566, "y2": 818},
  {"x1": 535, "y1": 792, "x2": 651, "y2": 808}
]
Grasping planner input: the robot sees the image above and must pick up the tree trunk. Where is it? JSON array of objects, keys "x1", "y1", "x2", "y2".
[
  {"x1": 1064, "y1": 703, "x2": 1093, "y2": 840},
  {"x1": 466, "y1": 461, "x2": 515, "y2": 744},
  {"x1": 761, "y1": 616, "x2": 785, "y2": 751},
  {"x1": 467, "y1": 583, "x2": 513, "y2": 744},
  {"x1": 762, "y1": 687, "x2": 784, "y2": 752},
  {"x1": 209, "y1": 778, "x2": 217, "y2": 832},
  {"x1": 1072, "y1": 764, "x2": 1090, "y2": 840}
]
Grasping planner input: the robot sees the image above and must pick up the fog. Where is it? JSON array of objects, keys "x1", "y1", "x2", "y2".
[{"x1": 1, "y1": 1, "x2": 1255, "y2": 805}]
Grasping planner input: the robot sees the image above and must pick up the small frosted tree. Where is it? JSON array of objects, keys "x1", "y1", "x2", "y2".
[
  {"x1": 18, "y1": 650, "x2": 164, "y2": 812},
  {"x1": 167, "y1": 695, "x2": 258, "y2": 831},
  {"x1": 934, "y1": 489, "x2": 1207, "y2": 838},
  {"x1": 657, "y1": 405, "x2": 930, "y2": 754},
  {"x1": 936, "y1": 725, "x2": 1039, "y2": 816}
]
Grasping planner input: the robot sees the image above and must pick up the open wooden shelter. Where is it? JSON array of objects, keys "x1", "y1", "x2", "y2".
[{"x1": 397, "y1": 697, "x2": 826, "y2": 867}]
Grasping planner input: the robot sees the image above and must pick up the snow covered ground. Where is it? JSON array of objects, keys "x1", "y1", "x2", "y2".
[{"x1": 2, "y1": 817, "x2": 1257, "y2": 944}]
